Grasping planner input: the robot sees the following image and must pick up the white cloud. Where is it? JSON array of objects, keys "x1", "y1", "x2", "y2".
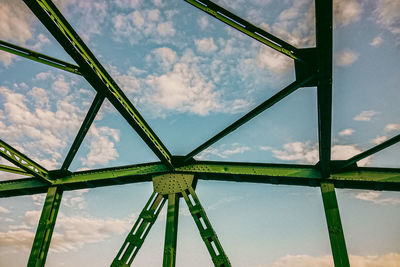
[
  {"x1": 35, "y1": 72, "x2": 52, "y2": 80},
  {"x1": 355, "y1": 191, "x2": 400, "y2": 205},
  {"x1": 115, "y1": 0, "x2": 140, "y2": 9},
  {"x1": 0, "y1": 206, "x2": 10, "y2": 213},
  {"x1": 0, "y1": 51, "x2": 15, "y2": 66},
  {"x1": 261, "y1": 253, "x2": 400, "y2": 267},
  {"x1": 338, "y1": 128, "x2": 354, "y2": 136},
  {"x1": 271, "y1": 142, "x2": 370, "y2": 166},
  {"x1": 353, "y1": 110, "x2": 378, "y2": 121},
  {"x1": 373, "y1": 135, "x2": 388, "y2": 145},
  {"x1": 370, "y1": 36, "x2": 383, "y2": 47},
  {"x1": 145, "y1": 50, "x2": 221, "y2": 116},
  {"x1": 0, "y1": 85, "x2": 86, "y2": 169},
  {"x1": 333, "y1": 0, "x2": 362, "y2": 27},
  {"x1": 52, "y1": 75, "x2": 70, "y2": 96},
  {"x1": 0, "y1": 210, "x2": 134, "y2": 252},
  {"x1": 151, "y1": 47, "x2": 177, "y2": 70},
  {"x1": 195, "y1": 37, "x2": 218, "y2": 53},
  {"x1": 0, "y1": 1, "x2": 33, "y2": 44},
  {"x1": 375, "y1": 0, "x2": 400, "y2": 43},
  {"x1": 256, "y1": 46, "x2": 292, "y2": 74},
  {"x1": 28, "y1": 87, "x2": 49, "y2": 109},
  {"x1": 196, "y1": 143, "x2": 251, "y2": 160},
  {"x1": 385, "y1": 123, "x2": 400, "y2": 131},
  {"x1": 157, "y1": 22, "x2": 175, "y2": 36},
  {"x1": 80, "y1": 126, "x2": 120, "y2": 167},
  {"x1": 335, "y1": 50, "x2": 359, "y2": 66},
  {"x1": 198, "y1": 16, "x2": 209, "y2": 30}
]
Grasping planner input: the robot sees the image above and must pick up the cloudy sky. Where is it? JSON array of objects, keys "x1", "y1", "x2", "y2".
[{"x1": 0, "y1": 0, "x2": 400, "y2": 266}]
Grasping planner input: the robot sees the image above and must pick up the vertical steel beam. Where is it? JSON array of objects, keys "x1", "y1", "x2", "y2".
[
  {"x1": 163, "y1": 193, "x2": 180, "y2": 267},
  {"x1": 315, "y1": 0, "x2": 333, "y2": 178},
  {"x1": 320, "y1": 183, "x2": 350, "y2": 267},
  {"x1": 28, "y1": 186, "x2": 63, "y2": 267}
]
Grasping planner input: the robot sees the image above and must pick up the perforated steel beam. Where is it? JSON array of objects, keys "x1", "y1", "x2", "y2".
[
  {"x1": 111, "y1": 192, "x2": 166, "y2": 266},
  {"x1": 183, "y1": 0, "x2": 303, "y2": 62},
  {"x1": 0, "y1": 39, "x2": 81, "y2": 75},
  {"x1": 0, "y1": 139, "x2": 51, "y2": 183},
  {"x1": 1, "y1": 162, "x2": 400, "y2": 197},
  {"x1": 28, "y1": 186, "x2": 63, "y2": 267},
  {"x1": 320, "y1": 183, "x2": 350, "y2": 267},
  {"x1": 23, "y1": 0, "x2": 173, "y2": 168},
  {"x1": 61, "y1": 93, "x2": 105, "y2": 171},
  {"x1": 184, "y1": 76, "x2": 315, "y2": 162},
  {"x1": 315, "y1": 0, "x2": 333, "y2": 178}
]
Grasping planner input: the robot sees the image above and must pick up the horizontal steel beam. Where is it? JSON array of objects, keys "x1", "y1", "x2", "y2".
[
  {"x1": 1, "y1": 162, "x2": 399, "y2": 197},
  {"x1": 183, "y1": 0, "x2": 304, "y2": 61},
  {"x1": 0, "y1": 39, "x2": 81, "y2": 75},
  {"x1": 23, "y1": 0, "x2": 173, "y2": 168}
]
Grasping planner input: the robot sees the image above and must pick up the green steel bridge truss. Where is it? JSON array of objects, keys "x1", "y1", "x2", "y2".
[{"x1": 0, "y1": 0, "x2": 399, "y2": 266}]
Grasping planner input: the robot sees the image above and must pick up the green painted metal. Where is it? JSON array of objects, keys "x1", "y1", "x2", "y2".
[
  {"x1": 184, "y1": 76, "x2": 315, "y2": 162},
  {"x1": 336, "y1": 133, "x2": 400, "y2": 171},
  {"x1": 27, "y1": 186, "x2": 63, "y2": 267},
  {"x1": 163, "y1": 193, "x2": 180, "y2": 267},
  {"x1": 0, "y1": 39, "x2": 81, "y2": 75},
  {"x1": 183, "y1": 0, "x2": 303, "y2": 62},
  {"x1": 0, "y1": 164, "x2": 30, "y2": 176},
  {"x1": 315, "y1": 0, "x2": 333, "y2": 178},
  {"x1": 23, "y1": 0, "x2": 173, "y2": 168},
  {"x1": 61, "y1": 93, "x2": 105, "y2": 171},
  {"x1": 111, "y1": 192, "x2": 166, "y2": 266},
  {"x1": 1, "y1": 162, "x2": 400, "y2": 198},
  {"x1": 182, "y1": 186, "x2": 231, "y2": 266},
  {"x1": 0, "y1": 139, "x2": 51, "y2": 183},
  {"x1": 320, "y1": 183, "x2": 350, "y2": 267}
]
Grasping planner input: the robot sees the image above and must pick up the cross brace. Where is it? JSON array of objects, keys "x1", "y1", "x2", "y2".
[{"x1": 112, "y1": 174, "x2": 231, "y2": 267}]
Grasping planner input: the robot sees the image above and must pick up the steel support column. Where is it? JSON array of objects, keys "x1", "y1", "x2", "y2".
[
  {"x1": 163, "y1": 193, "x2": 180, "y2": 267},
  {"x1": 28, "y1": 186, "x2": 63, "y2": 267},
  {"x1": 320, "y1": 183, "x2": 350, "y2": 267},
  {"x1": 315, "y1": 0, "x2": 333, "y2": 178}
]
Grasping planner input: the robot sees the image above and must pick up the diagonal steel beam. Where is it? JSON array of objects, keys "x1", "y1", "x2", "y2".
[
  {"x1": 0, "y1": 139, "x2": 52, "y2": 183},
  {"x1": 0, "y1": 164, "x2": 30, "y2": 176},
  {"x1": 184, "y1": 76, "x2": 315, "y2": 162},
  {"x1": 0, "y1": 39, "x2": 81, "y2": 75},
  {"x1": 336, "y1": 133, "x2": 400, "y2": 171},
  {"x1": 315, "y1": 0, "x2": 333, "y2": 178},
  {"x1": 23, "y1": 0, "x2": 173, "y2": 168},
  {"x1": 320, "y1": 183, "x2": 350, "y2": 267},
  {"x1": 183, "y1": 0, "x2": 304, "y2": 62},
  {"x1": 61, "y1": 92, "x2": 105, "y2": 171}
]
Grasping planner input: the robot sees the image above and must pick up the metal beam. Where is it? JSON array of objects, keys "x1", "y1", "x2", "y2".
[
  {"x1": 336, "y1": 133, "x2": 400, "y2": 171},
  {"x1": 163, "y1": 193, "x2": 180, "y2": 267},
  {"x1": 111, "y1": 192, "x2": 166, "y2": 266},
  {"x1": 0, "y1": 164, "x2": 30, "y2": 176},
  {"x1": 28, "y1": 186, "x2": 63, "y2": 267},
  {"x1": 320, "y1": 183, "x2": 350, "y2": 267},
  {"x1": 184, "y1": 76, "x2": 315, "y2": 162},
  {"x1": 61, "y1": 93, "x2": 105, "y2": 171},
  {"x1": 315, "y1": 0, "x2": 333, "y2": 178},
  {"x1": 23, "y1": 0, "x2": 173, "y2": 168},
  {"x1": 1, "y1": 162, "x2": 400, "y2": 197},
  {"x1": 0, "y1": 139, "x2": 52, "y2": 183},
  {"x1": 183, "y1": 0, "x2": 304, "y2": 62},
  {"x1": 0, "y1": 39, "x2": 81, "y2": 75},
  {"x1": 182, "y1": 186, "x2": 231, "y2": 266}
]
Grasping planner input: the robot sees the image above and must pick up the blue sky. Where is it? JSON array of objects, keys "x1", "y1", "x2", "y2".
[{"x1": 0, "y1": 0, "x2": 400, "y2": 266}]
